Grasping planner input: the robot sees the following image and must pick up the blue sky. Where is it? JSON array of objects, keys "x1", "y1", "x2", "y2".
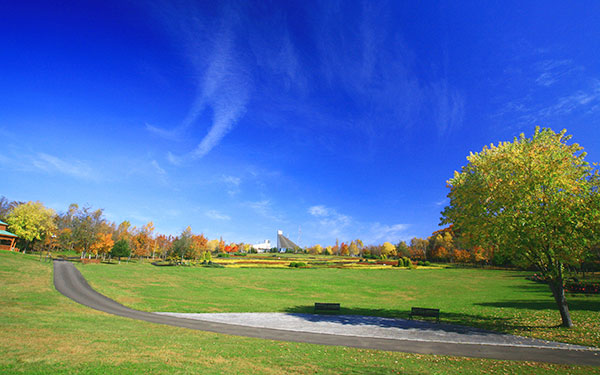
[{"x1": 2, "y1": 1, "x2": 600, "y2": 247}]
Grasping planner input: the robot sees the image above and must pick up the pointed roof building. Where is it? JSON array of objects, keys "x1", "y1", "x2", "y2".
[{"x1": 277, "y1": 230, "x2": 298, "y2": 250}]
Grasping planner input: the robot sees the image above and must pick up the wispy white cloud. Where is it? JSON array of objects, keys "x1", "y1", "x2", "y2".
[
  {"x1": 120, "y1": 157, "x2": 170, "y2": 183},
  {"x1": 243, "y1": 199, "x2": 282, "y2": 221},
  {"x1": 0, "y1": 145, "x2": 174, "y2": 185},
  {"x1": 146, "y1": 123, "x2": 182, "y2": 141},
  {"x1": 147, "y1": 0, "x2": 465, "y2": 161},
  {"x1": 206, "y1": 209, "x2": 231, "y2": 221},
  {"x1": 493, "y1": 52, "x2": 600, "y2": 129},
  {"x1": 305, "y1": 204, "x2": 352, "y2": 241},
  {"x1": 304, "y1": 204, "x2": 410, "y2": 245},
  {"x1": 166, "y1": 152, "x2": 181, "y2": 166},
  {"x1": 495, "y1": 78, "x2": 600, "y2": 126},
  {"x1": 539, "y1": 80, "x2": 600, "y2": 117},
  {"x1": 249, "y1": 23, "x2": 305, "y2": 92},
  {"x1": 222, "y1": 175, "x2": 241, "y2": 186},
  {"x1": 221, "y1": 174, "x2": 241, "y2": 196},
  {"x1": 367, "y1": 223, "x2": 410, "y2": 243},
  {"x1": 190, "y1": 24, "x2": 250, "y2": 159},
  {"x1": 151, "y1": 160, "x2": 166, "y2": 175},
  {"x1": 128, "y1": 213, "x2": 153, "y2": 225},
  {"x1": 431, "y1": 80, "x2": 465, "y2": 137},
  {"x1": 312, "y1": 1, "x2": 463, "y2": 140},
  {"x1": 32, "y1": 153, "x2": 96, "y2": 180},
  {"x1": 535, "y1": 59, "x2": 577, "y2": 87},
  {"x1": 144, "y1": 2, "x2": 251, "y2": 162},
  {"x1": 277, "y1": 33, "x2": 303, "y2": 90},
  {"x1": 434, "y1": 198, "x2": 449, "y2": 207},
  {"x1": 308, "y1": 205, "x2": 330, "y2": 217}
]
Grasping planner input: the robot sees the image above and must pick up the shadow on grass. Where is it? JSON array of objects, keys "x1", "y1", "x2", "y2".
[
  {"x1": 281, "y1": 305, "x2": 556, "y2": 333},
  {"x1": 509, "y1": 284, "x2": 553, "y2": 293},
  {"x1": 476, "y1": 299, "x2": 600, "y2": 312}
]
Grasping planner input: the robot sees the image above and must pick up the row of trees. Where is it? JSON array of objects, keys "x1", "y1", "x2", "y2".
[
  {"x1": 304, "y1": 233, "x2": 492, "y2": 263},
  {"x1": 0, "y1": 200, "x2": 246, "y2": 262}
]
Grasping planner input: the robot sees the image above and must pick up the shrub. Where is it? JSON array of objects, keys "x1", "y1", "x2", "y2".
[
  {"x1": 217, "y1": 253, "x2": 230, "y2": 258},
  {"x1": 424, "y1": 261, "x2": 431, "y2": 266},
  {"x1": 288, "y1": 262, "x2": 307, "y2": 268}
]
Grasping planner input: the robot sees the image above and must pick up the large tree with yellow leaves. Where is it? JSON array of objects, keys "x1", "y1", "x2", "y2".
[{"x1": 442, "y1": 127, "x2": 600, "y2": 327}]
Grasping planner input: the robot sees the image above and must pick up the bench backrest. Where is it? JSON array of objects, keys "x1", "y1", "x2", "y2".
[
  {"x1": 411, "y1": 307, "x2": 439, "y2": 316},
  {"x1": 315, "y1": 303, "x2": 340, "y2": 310}
]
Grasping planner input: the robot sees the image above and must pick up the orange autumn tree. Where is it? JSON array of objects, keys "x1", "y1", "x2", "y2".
[
  {"x1": 190, "y1": 233, "x2": 208, "y2": 260},
  {"x1": 132, "y1": 222, "x2": 156, "y2": 258},
  {"x1": 409, "y1": 237, "x2": 428, "y2": 260},
  {"x1": 155, "y1": 234, "x2": 173, "y2": 260},
  {"x1": 339, "y1": 242, "x2": 349, "y2": 256},
  {"x1": 224, "y1": 243, "x2": 238, "y2": 253},
  {"x1": 452, "y1": 248, "x2": 471, "y2": 263},
  {"x1": 90, "y1": 232, "x2": 114, "y2": 260},
  {"x1": 471, "y1": 245, "x2": 493, "y2": 265}
]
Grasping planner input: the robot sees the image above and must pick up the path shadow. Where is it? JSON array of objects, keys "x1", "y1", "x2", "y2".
[
  {"x1": 282, "y1": 305, "x2": 564, "y2": 333},
  {"x1": 279, "y1": 311, "x2": 517, "y2": 335}
]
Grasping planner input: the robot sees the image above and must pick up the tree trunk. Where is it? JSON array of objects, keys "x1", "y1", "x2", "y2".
[{"x1": 549, "y1": 281, "x2": 573, "y2": 328}]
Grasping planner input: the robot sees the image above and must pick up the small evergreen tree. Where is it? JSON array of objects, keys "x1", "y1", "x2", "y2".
[{"x1": 111, "y1": 239, "x2": 131, "y2": 262}]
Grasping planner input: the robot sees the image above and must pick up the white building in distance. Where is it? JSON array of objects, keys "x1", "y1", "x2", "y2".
[{"x1": 252, "y1": 239, "x2": 272, "y2": 253}]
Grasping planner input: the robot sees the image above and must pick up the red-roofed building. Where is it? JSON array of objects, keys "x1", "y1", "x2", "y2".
[{"x1": 0, "y1": 220, "x2": 18, "y2": 251}]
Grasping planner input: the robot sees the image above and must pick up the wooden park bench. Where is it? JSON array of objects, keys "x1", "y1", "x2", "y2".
[
  {"x1": 409, "y1": 307, "x2": 440, "y2": 323},
  {"x1": 314, "y1": 303, "x2": 340, "y2": 313}
]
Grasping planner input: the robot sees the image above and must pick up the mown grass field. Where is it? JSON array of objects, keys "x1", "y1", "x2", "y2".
[
  {"x1": 78, "y1": 256, "x2": 600, "y2": 347},
  {"x1": 1, "y1": 250, "x2": 599, "y2": 374}
]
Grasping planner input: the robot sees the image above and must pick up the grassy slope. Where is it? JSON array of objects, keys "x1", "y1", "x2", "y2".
[
  {"x1": 78, "y1": 260, "x2": 600, "y2": 347},
  {"x1": 0, "y1": 251, "x2": 598, "y2": 374}
]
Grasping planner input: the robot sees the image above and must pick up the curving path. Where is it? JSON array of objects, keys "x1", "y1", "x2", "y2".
[{"x1": 53, "y1": 260, "x2": 600, "y2": 366}]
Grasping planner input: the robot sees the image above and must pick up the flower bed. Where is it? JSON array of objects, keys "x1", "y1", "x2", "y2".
[
  {"x1": 527, "y1": 273, "x2": 599, "y2": 294},
  {"x1": 565, "y1": 282, "x2": 600, "y2": 294},
  {"x1": 375, "y1": 260, "x2": 398, "y2": 266},
  {"x1": 526, "y1": 273, "x2": 546, "y2": 283},
  {"x1": 81, "y1": 258, "x2": 101, "y2": 264},
  {"x1": 228, "y1": 260, "x2": 288, "y2": 265}
]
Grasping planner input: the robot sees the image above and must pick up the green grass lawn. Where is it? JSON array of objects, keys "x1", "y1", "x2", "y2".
[
  {"x1": 77, "y1": 258, "x2": 600, "y2": 347},
  {"x1": 1, "y1": 250, "x2": 599, "y2": 374}
]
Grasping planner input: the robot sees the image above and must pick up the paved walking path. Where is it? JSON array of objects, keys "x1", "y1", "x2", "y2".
[
  {"x1": 53, "y1": 260, "x2": 600, "y2": 366},
  {"x1": 155, "y1": 312, "x2": 589, "y2": 349}
]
